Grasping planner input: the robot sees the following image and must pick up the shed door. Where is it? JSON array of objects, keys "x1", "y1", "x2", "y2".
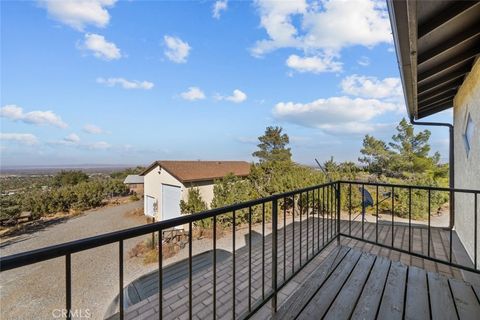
[
  {"x1": 162, "y1": 184, "x2": 181, "y2": 221},
  {"x1": 145, "y1": 196, "x2": 155, "y2": 217}
]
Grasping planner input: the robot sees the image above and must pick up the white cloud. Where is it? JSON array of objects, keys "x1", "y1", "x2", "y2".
[
  {"x1": 88, "y1": 141, "x2": 111, "y2": 150},
  {"x1": 252, "y1": 0, "x2": 391, "y2": 57},
  {"x1": 39, "y1": 0, "x2": 116, "y2": 31},
  {"x1": 216, "y1": 89, "x2": 248, "y2": 103},
  {"x1": 64, "y1": 133, "x2": 80, "y2": 143},
  {"x1": 0, "y1": 133, "x2": 39, "y2": 145},
  {"x1": 341, "y1": 74, "x2": 403, "y2": 100},
  {"x1": 1, "y1": 105, "x2": 67, "y2": 128},
  {"x1": 96, "y1": 77, "x2": 154, "y2": 90},
  {"x1": 81, "y1": 33, "x2": 121, "y2": 60},
  {"x1": 181, "y1": 87, "x2": 206, "y2": 101},
  {"x1": 83, "y1": 124, "x2": 104, "y2": 134},
  {"x1": 164, "y1": 35, "x2": 191, "y2": 63},
  {"x1": 273, "y1": 96, "x2": 398, "y2": 134},
  {"x1": 213, "y1": 0, "x2": 228, "y2": 19},
  {"x1": 286, "y1": 54, "x2": 342, "y2": 73},
  {"x1": 357, "y1": 56, "x2": 370, "y2": 66}
]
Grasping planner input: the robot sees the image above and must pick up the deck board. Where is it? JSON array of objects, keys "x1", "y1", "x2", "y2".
[
  {"x1": 405, "y1": 266, "x2": 430, "y2": 320},
  {"x1": 272, "y1": 246, "x2": 350, "y2": 320},
  {"x1": 296, "y1": 249, "x2": 362, "y2": 319},
  {"x1": 428, "y1": 272, "x2": 459, "y2": 320},
  {"x1": 377, "y1": 261, "x2": 407, "y2": 320},
  {"x1": 449, "y1": 278, "x2": 480, "y2": 320},
  {"x1": 323, "y1": 253, "x2": 376, "y2": 320},
  {"x1": 350, "y1": 257, "x2": 390, "y2": 319}
]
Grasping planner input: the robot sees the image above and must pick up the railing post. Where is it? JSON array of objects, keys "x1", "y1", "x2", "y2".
[
  {"x1": 271, "y1": 198, "x2": 278, "y2": 314},
  {"x1": 336, "y1": 182, "x2": 341, "y2": 245}
]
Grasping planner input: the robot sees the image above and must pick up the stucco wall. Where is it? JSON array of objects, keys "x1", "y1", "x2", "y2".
[
  {"x1": 143, "y1": 164, "x2": 185, "y2": 221},
  {"x1": 143, "y1": 165, "x2": 215, "y2": 221},
  {"x1": 184, "y1": 180, "x2": 215, "y2": 208},
  {"x1": 453, "y1": 58, "x2": 480, "y2": 266}
]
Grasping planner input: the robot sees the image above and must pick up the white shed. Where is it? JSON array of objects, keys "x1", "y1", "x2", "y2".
[{"x1": 140, "y1": 160, "x2": 251, "y2": 221}]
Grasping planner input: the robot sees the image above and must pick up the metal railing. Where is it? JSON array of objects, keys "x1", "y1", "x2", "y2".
[
  {"x1": 0, "y1": 181, "x2": 340, "y2": 320},
  {"x1": 337, "y1": 180, "x2": 480, "y2": 274}
]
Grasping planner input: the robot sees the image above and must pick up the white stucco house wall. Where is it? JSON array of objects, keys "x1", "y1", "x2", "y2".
[
  {"x1": 140, "y1": 160, "x2": 251, "y2": 222},
  {"x1": 453, "y1": 58, "x2": 480, "y2": 264}
]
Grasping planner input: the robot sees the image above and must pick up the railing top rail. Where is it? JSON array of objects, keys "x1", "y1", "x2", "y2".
[
  {"x1": 338, "y1": 180, "x2": 480, "y2": 194},
  {"x1": 0, "y1": 181, "x2": 338, "y2": 271}
]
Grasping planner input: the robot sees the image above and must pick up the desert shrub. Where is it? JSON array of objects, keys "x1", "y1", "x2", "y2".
[{"x1": 180, "y1": 188, "x2": 211, "y2": 235}]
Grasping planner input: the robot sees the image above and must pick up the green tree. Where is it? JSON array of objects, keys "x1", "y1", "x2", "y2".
[
  {"x1": 252, "y1": 126, "x2": 292, "y2": 163},
  {"x1": 359, "y1": 135, "x2": 394, "y2": 177},
  {"x1": 389, "y1": 118, "x2": 439, "y2": 174},
  {"x1": 53, "y1": 170, "x2": 89, "y2": 187},
  {"x1": 180, "y1": 188, "x2": 208, "y2": 214}
]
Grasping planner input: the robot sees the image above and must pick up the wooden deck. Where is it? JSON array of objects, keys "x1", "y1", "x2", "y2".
[
  {"x1": 112, "y1": 216, "x2": 479, "y2": 320},
  {"x1": 273, "y1": 245, "x2": 480, "y2": 320},
  {"x1": 338, "y1": 219, "x2": 475, "y2": 280}
]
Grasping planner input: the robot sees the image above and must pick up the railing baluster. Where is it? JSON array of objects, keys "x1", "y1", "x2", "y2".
[
  {"x1": 262, "y1": 203, "x2": 265, "y2": 301},
  {"x1": 66, "y1": 253, "x2": 71, "y2": 320},
  {"x1": 283, "y1": 198, "x2": 286, "y2": 283},
  {"x1": 376, "y1": 185, "x2": 379, "y2": 243},
  {"x1": 326, "y1": 187, "x2": 329, "y2": 242},
  {"x1": 248, "y1": 207, "x2": 252, "y2": 313},
  {"x1": 189, "y1": 222, "x2": 193, "y2": 320},
  {"x1": 306, "y1": 191, "x2": 309, "y2": 261},
  {"x1": 336, "y1": 182, "x2": 341, "y2": 242},
  {"x1": 299, "y1": 192, "x2": 302, "y2": 266},
  {"x1": 322, "y1": 187, "x2": 325, "y2": 247},
  {"x1": 292, "y1": 195, "x2": 295, "y2": 275},
  {"x1": 158, "y1": 230, "x2": 163, "y2": 320},
  {"x1": 232, "y1": 211, "x2": 236, "y2": 319},
  {"x1": 119, "y1": 241, "x2": 124, "y2": 320},
  {"x1": 450, "y1": 192, "x2": 453, "y2": 264},
  {"x1": 428, "y1": 190, "x2": 431, "y2": 257},
  {"x1": 317, "y1": 188, "x2": 320, "y2": 251},
  {"x1": 349, "y1": 183, "x2": 352, "y2": 236},
  {"x1": 213, "y1": 217, "x2": 216, "y2": 320},
  {"x1": 272, "y1": 199, "x2": 278, "y2": 313},
  {"x1": 331, "y1": 185, "x2": 334, "y2": 241},
  {"x1": 392, "y1": 186, "x2": 395, "y2": 248},
  {"x1": 312, "y1": 190, "x2": 315, "y2": 256},
  {"x1": 362, "y1": 184, "x2": 365, "y2": 239},
  {"x1": 409, "y1": 187, "x2": 412, "y2": 253}
]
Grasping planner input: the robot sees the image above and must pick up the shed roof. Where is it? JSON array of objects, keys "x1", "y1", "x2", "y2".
[
  {"x1": 123, "y1": 175, "x2": 144, "y2": 184},
  {"x1": 387, "y1": 0, "x2": 480, "y2": 119},
  {"x1": 140, "y1": 160, "x2": 251, "y2": 183}
]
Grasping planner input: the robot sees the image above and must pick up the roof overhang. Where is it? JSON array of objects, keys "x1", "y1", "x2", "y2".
[{"x1": 387, "y1": 0, "x2": 480, "y2": 120}]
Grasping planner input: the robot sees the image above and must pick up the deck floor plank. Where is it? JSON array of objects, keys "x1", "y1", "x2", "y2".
[
  {"x1": 272, "y1": 246, "x2": 350, "y2": 320},
  {"x1": 428, "y1": 272, "x2": 458, "y2": 320},
  {"x1": 449, "y1": 278, "x2": 480, "y2": 320},
  {"x1": 350, "y1": 256, "x2": 391, "y2": 320},
  {"x1": 377, "y1": 260, "x2": 408, "y2": 320},
  {"x1": 324, "y1": 254, "x2": 376, "y2": 320},
  {"x1": 296, "y1": 249, "x2": 362, "y2": 319},
  {"x1": 323, "y1": 253, "x2": 376, "y2": 320},
  {"x1": 405, "y1": 266, "x2": 430, "y2": 320}
]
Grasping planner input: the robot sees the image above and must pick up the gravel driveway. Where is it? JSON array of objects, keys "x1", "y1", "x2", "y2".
[{"x1": 0, "y1": 201, "x2": 157, "y2": 320}]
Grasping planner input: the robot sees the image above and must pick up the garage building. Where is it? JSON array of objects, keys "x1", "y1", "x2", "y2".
[{"x1": 140, "y1": 160, "x2": 251, "y2": 221}]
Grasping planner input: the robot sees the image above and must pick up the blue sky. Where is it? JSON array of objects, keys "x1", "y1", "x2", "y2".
[{"x1": 0, "y1": 0, "x2": 452, "y2": 167}]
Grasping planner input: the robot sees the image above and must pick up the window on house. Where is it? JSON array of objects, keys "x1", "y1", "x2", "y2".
[{"x1": 464, "y1": 113, "x2": 474, "y2": 155}]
